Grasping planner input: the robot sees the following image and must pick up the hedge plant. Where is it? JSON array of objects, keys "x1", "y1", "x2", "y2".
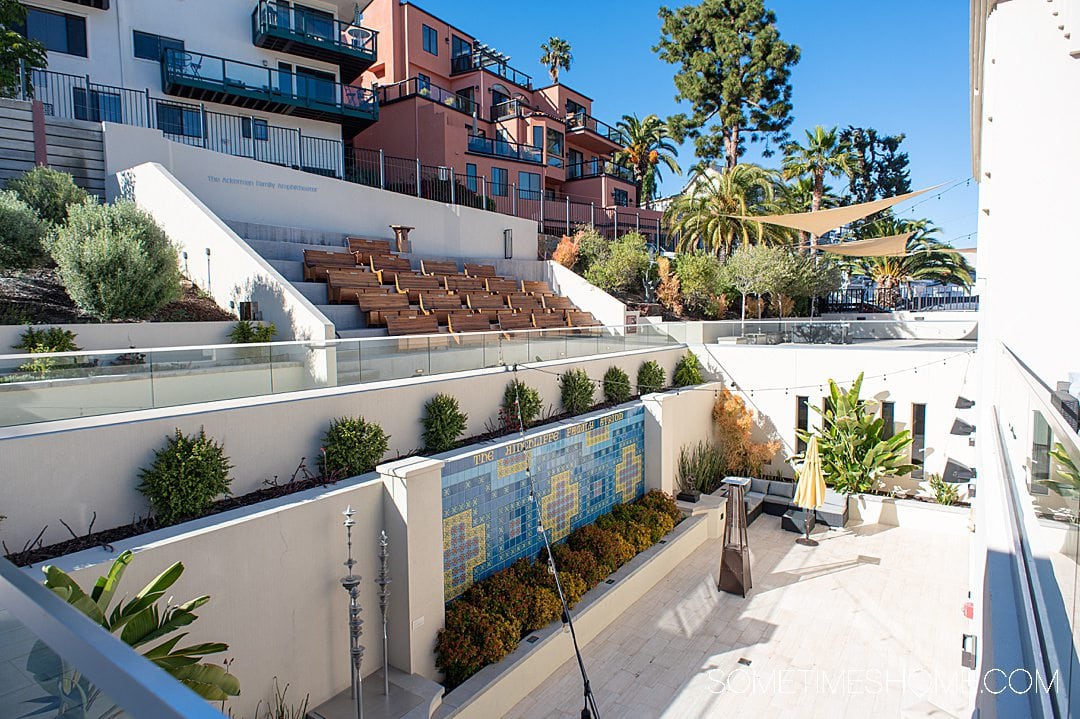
[
  {"x1": 137, "y1": 427, "x2": 233, "y2": 526},
  {"x1": 0, "y1": 190, "x2": 49, "y2": 269},
  {"x1": 228, "y1": 320, "x2": 277, "y2": 344},
  {"x1": 673, "y1": 351, "x2": 704, "y2": 387},
  {"x1": 559, "y1": 368, "x2": 595, "y2": 415},
  {"x1": 5, "y1": 166, "x2": 88, "y2": 226},
  {"x1": 320, "y1": 416, "x2": 389, "y2": 478},
  {"x1": 602, "y1": 366, "x2": 631, "y2": 404},
  {"x1": 13, "y1": 326, "x2": 80, "y2": 377},
  {"x1": 637, "y1": 360, "x2": 666, "y2": 394},
  {"x1": 52, "y1": 199, "x2": 182, "y2": 320},
  {"x1": 501, "y1": 379, "x2": 542, "y2": 430},
  {"x1": 422, "y1": 393, "x2": 468, "y2": 454},
  {"x1": 435, "y1": 602, "x2": 520, "y2": 689}
]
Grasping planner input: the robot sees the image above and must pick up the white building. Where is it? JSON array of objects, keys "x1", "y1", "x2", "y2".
[{"x1": 971, "y1": 1, "x2": 1080, "y2": 716}]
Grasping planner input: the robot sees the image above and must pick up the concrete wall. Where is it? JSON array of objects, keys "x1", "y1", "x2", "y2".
[
  {"x1": 102, "y1": 123, "x2": 539, "y2": 262},
  {"x1": 0, "y1": 321, "x2": 235, "y2": 352},
  {"x1": 548, "y1": 263, "x2": 629, "y2": 329},
  {"x1": 643, "y1": 381, "x2": 724, "y2": 496}
]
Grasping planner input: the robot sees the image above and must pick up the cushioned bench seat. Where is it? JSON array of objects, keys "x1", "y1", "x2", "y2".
[
  {"x1": 815, "y1": 488, "x2": 849, "y2": 528},
  {"x1": 763, "y1": 480, "x2": 796, "y2": 516}
]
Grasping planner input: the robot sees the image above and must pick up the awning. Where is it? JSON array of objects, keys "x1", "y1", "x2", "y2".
[
  {"x1": 818, "y1": 233, "x2": 912, "y2": 257},
  {"x1": 730, "y1": 186, "x2": 939, "y2": 237}
]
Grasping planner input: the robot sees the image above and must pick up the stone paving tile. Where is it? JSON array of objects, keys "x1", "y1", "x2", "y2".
[{"x1": 506, "y1": 521, "x2": 971, "y2": 719}]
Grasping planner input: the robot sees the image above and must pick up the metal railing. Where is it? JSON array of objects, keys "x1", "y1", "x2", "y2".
[
  {"x1": 378, "y1": 77, "x2": 478, "y2": 116},
  {"x1": 491, "y1": 98, "x2": 528, "y2": 121},
  {"x1": 566, "y1": 159, "x2": 635, "y2": 183},
  {"x1": 825, "y1": 287, "x2": 980, "y2": 313},
  {"x1": 252, "y1": 0, "x2": 377, "y2": 58},
  {"x1": 466, "y1": 134, "x2": 544, "y2": 164},
  {"x1": 450, "y1": 51, "x2": 533, "y2": 89},
  {"x1": 565, "y1": 111, "x2": 629, "y2": 146}
]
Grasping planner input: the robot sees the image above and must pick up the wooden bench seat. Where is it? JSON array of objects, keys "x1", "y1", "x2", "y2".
[
  {"x1": 532, "y1": 312, "x2": 568, "y2": 329},
  {"x1": 449, "y1": 314, "x2": 495, "y2": 334},
  {"x1": 542, "y1": 295, "x2": 574, "y2": 310},
  {"x1": 507, "y1": 294, "x2": 544, "y2": 311},
  {"x1": 521, "y1": 280, "x2": 554, "y2": 295},
  {"x1": 444, "y1": 276, "x2": 487, "y2": 292},
  {"x1": 370, "y1": 255, "x2": 412, "y2": 273},
  {"x1": 335, "y1": 286, "x2": 392, "y2": 304},
  {"x1": 347, "y1": 237, "x2": 392, "y2": 255},
  {"x1": 485, "y1": 278, "x2": 520, "y2": 294},
  {"x1": 358, "y1": 293, "x2": 410, "y2": 312},
  {"x1": 430, "y1": 308, "x2": 477, "y2": 325},
  {"x1": 396, "y1": 274, "x2": 445, "y2": 291},
  {"x1": 421, "y1": 259, "x2": 459, "y2": 276},
  {"x1": 419, "y1": 294, "x2": 465, "y2": 313},
  {"x1": 367, "y1": 308, "x2": 419, "y2": 325},
  {"x1": 466, "y1": 293, "x2": 507, "y2": 310},
  {"x1": 303, "y1": 250, "x2": 357, "y2": 281},
  {"x1": 499, "y1": 314, "x2": 534, "y2": 333},
  {"x1": 326, "y1": 269, "x2": 382, "y2": 303},
  {"x1": 386, "y1": 314, "x2": 440, "y2": 336},
  {"x1": 566, "y1": 310, "x2": 600, "y2": 327},
  {"x1": 464, "y1": 263, "x2": 497, "y2": 278}
]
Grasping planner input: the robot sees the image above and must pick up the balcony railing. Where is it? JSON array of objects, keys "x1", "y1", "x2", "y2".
[
  {"x1": 162, "y1": 48, "x2": 377, "y2": 126},
  {"x1": 566, "y1": 112, "x2": 629, "y2": 146},
  {"x1": 379, "y1": 77, "x2": 478, "y2": 116},
  {"x1": 451, "y1": 52, "x2": 532, "y2": 89},
  {"x1": 566, "y1": 160, "x2": 635, "y2": 183},
  {"x1": 491, "y1": 98, "x2": 528, "y2": 121},
  {"x1": 252, "y1": 0, "x2": 377, "y2": 80},
  {"x1": 466, "y1": 134, "x2": 543, "y2": 164}
]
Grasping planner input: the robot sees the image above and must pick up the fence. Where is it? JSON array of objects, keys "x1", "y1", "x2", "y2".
[
  {"x1": 18, "y1": 65, "x2": 663, "y2": 243},
  {"x1": 825, "y1": 287, "x2": 980, "y2": 313}
]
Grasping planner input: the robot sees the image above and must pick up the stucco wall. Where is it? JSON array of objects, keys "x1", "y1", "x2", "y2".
[{"x1": 0, "y1": 322, "x2": 235, "y2": 353}]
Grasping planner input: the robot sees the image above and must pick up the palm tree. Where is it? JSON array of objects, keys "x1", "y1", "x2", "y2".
[
  {"x1": 539, "y1": 37, "x2": 572, "y2": 84},
  {"x1": 614, "y1": 114, "x2": 681, "y2": 203},
  {"x1": 782, "y1": 126, "x2": 856, "y2": 252},
  {"x1": 664, "y1": 164, "x2": 784, "y2": 256},
  {"x1": 846, "y1": 217, "x2": 975, "y2": 304},
  {"x1": 774, "y1": 176, "x2": 841, "y2": 246}
]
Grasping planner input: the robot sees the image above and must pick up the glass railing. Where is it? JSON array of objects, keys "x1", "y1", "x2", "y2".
[
  {"x1": 566, "y1": 160, "x2": 635, "y2": 182},
  {"x1": 252, "y1": 0, "x2": 377, "y2": 58},
  {"x1": 162, "y1": 48, "x2": 377, "y2": 117},
  {"x1": 491, "y1": 99, "x2": 527, "y2": 121},
  {"x1": 451, "y1": 52, "x2": 533, "y2": 89},
  {"x1": 466, "y1": 134, "x2": 543, "y2": 164},
  {"x1": 565, "y1": 112, "x2": 629, "y2": 146},
  {"x1": 379, "y1": 77, "x2": 478, "y2": 116}
]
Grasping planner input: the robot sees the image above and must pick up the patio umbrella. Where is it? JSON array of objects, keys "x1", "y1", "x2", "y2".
[{"x1": 794, "y1": 435, "x2": 826, "y2": 547}]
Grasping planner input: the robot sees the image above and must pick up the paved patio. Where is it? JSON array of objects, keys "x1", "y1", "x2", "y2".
[{"x1": 508, "y1": 520, "x2": 973, "y2": 719}]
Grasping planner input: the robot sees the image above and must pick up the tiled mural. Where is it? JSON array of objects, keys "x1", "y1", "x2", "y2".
[{"x1": 442, "y1": 406, "x2": 646, "y2": 600}]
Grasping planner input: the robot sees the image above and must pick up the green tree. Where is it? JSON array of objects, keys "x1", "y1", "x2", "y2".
[
  {"x1": 539, "y1": 37, "x2": 572, "y2": 83},
  {"x1": 613, "y1": 114, "x2": 681, "y2": 202},
  {"x1": 839, "y1": 126, "x2": 911, "y2": 207},
  {"x1": 664, "y1": 164, "x2": 781, "y2": 256},
  {"x1": 782, "y1": 126, "x2": 856, "y2": 253},
  {"x1": 0, "y1": 0, "x2": 46, "y2": 98},
  {"x1": 721, "y1": 245, "x2": 772, "y2": 323},
  {"x1": 656, "y1": 0, "x2": 800, "y2": 167}
]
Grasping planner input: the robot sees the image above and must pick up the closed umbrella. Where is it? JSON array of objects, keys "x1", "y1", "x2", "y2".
[{"x1": 794, "y1": 435, "x2": 826, "y2": 547}]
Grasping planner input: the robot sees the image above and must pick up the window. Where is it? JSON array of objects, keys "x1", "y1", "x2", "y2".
[
  {"x1": 451, "y1": 35, "x2": 470, "y2": 58},
  {"x1": 518, "y1": 171, "x2": 540, "y2": 200},
  {"x1": 133, "y1": 31, "x2": 183, "y2": 61},
  {"x1": 422, "y1": 24, "x2": 438, "y2": 55},
  {"x1": 465, "y1": 163, "x2": 477, "y2": 193},
  {"x1": 456, "y1": 86, "x2": 473, "y2": 106},
  {"x1": 881, "y1": 401, "x2": 895, "y2": 440},
  {"x1": 18, "y1": 8, "x2": 87, "y2": 57},
  {"x1": 565, "y1": 98, "x2": 586, "y2": 117},
  {"x1": 911, "y1": 403, "x2": 926, "y2": 479},
  {"x1": 417, "y1": 73, "x2": 431, "y2": 94},
  {"x1": 532, "y1": 126, "x2": 543, "y2": 150},
  {"x1": 546, "y1": 128, "x2": 563, "y2": 168},
  {"x1": 567, "y1": 148, "x2": 583, "y2": 178},
  {"x1": 796, "y1": 396, "x2": 809, "y2": 454},
  {"x1": 296, "y1": 67, "x2": 335, "y2": 104},
  {"x1": 613, "y1": 188, "x2": 629, "y2": 207},
  {"x1": 72, "y1": 87, "x2": 121, "y2": 122},
  {"x1": 1031, "y1": 411, "x2": 1053, "y2": 495},
  {"x1": 277, "y1": 62, "x2": 294, "y2": 95},
  {"x1": 491, "y1": 167, "x2": 508, "y2": 197},
  {"x1": 155, "y1": 102, "x2": 202, "y2": 138},
  {"x1": 293, "y1": 4, "x2": 334, "y2": 40},
  {"x1": 242, "y1": 118, "x2": 269, "y2": 141}
]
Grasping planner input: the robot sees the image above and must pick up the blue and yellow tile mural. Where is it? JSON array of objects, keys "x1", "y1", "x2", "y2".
[{"x1": 441, "y1": 406, "x2": 645, "y2": 600}]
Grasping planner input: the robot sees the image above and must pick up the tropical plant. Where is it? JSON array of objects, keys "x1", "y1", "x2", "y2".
[
  {"x1": 502, "y1": 379, "x2": 543, "y2": 430},
  {"x1": 677, "y1": 440, "x2": 726, "y2": 494},
  {"x1": 559, "y1": 368, "x2": 595, "y2": 414},
  {"x1": 846, "y1": 217, "x2": 975, "y2": 295},
  {"x1": 52, "y1": 199, "x2": 182, "y2": 320},
  {"x1": 673, "y1": 352, "x2": 703, "y2": 387},
  {"x1": 929, "y1": 473, "x2": 960, "y2": 506},
  {"x1": 602, "y1": 366, "x2": 632, "y2": 404},
  {"x1": 637, "y1": 360, "x2": 666, "y2": 394},
  {"x1": 422, "y1": 393, "x2": 468, "y2": 454},
  {"x1": 5, "y1": 166, "x2": 89, "y2": 226},
  {"x1": 796, "y1": 373, "x2": 917, "y2": 494},
  {"x1": 782, "y1": 126, "x2": 856, "y2": 252},
  {"x1": 656, "y1": 0, "x2": 800, "y2": 167},
  {"x1": 138, "y1": 428, "x2": 233, "y2": 525},
  {"x1": 228, "y1": 320, "x2": 277, "y2": 344},
  {"x1": 665, "y1": 164, "x2": 782, "y2": 256},
  {"x1": 319, "y1": 416, "x2": 389, "y2": 478},
  {"x1": 0, "y1": 189, "x2": 49, "y2": 269},
  {"x1": 1041, "y1": 443, "x2": 1080, "y2": 497},
  {"x1": 34, "y1": 550, "x2": 240, "y2": 714},
  {"x1": 13, "y1": 326, "x2": 80, "y2": 377},
  {"x1": 583, "y1": 232, "x2": 652, "y2": 294},
  {"x1": 0, "y1": 0, "x2": 46, "y2": 98},
  {"x1": 613, "y1": 114, "x2": 681, "y2": 201},
  {"x1": 539, "y1": 36, "x2": 572, "y2": 83},
  {"x1": 712, "y1": 387, "x2": 779, "y2": 477},
  {"x1": 774, "y1": 176, "x2": 840, "y2": 247}
]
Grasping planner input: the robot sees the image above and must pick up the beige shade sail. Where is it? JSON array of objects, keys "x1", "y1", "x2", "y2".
[
  {"x1": 731, "y1": 186, "x2": 938, "y2": 237},
  {"x1": 818, "y1": 233, "x2": 912, "y2": 257},
  {"x1": 794, "y1": 435, "x2": 826, "y2": 510}
]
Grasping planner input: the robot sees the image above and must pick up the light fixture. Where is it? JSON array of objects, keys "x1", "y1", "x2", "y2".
[{"x1": 503, "y1": 228, "x2": 513, "y2": 259}]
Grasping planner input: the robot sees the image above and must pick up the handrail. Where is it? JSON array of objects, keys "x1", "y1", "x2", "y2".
[
  {"x1": 466, "y1": 133, "x2": 543, "y2": 164},
  {"x1": 379, "y1": 77, "x2": 478, "y2": 116},
  {"x1": 565, "y1": 111, "x2": 629, "y2": 146},
  {"x1": 567, "y1": 160, "x2": 635, "y2": 183},
  {"x1": 450, "y1": 52, "x2": 533, "y2": 89},
  {"x1": 252, "y1": 0, "x2": 377, "y2": 55}
]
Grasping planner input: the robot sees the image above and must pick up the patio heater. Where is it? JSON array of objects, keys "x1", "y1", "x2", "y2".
[
  {"x1": 718, "y1": 477, "x2": 752, "y2": 597},
  {"x1": 375, "y1": 530, "x2": 391, "y2": 696},
  {"x1": 340, "y1": 506, "x2": 365, "y2": 719}
]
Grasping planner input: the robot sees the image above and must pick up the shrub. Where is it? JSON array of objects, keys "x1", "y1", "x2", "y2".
[
  {"x1": 638, "y1": 489, "x2": 681, "y2": 523},
  {"x1": 501, "y1": 379, "x2": 542, "y2": 430},
  {"x1": 655, "y1": 256, "x2": 684, "y2": 315},
  {"x1": 13, "y1": 326, "x2": 80, "y2": 377},
  {"x1": 713, "y1": 388, "x2": 781, "y2": 478},
  {"x1": 583, "y1": 232, "x2": 652, "y2": 294},
  {"x1": 929, "y1": 473, "x2": 960, "y2": 506},
  {"x1": 672, "y1": 352, "x2": 703, "y2": 387},
  {"x1": 228, "y1": 320, "x2": 277, "y2": 343},
  {"x1": 519, "y1": 559, "x2": 587, "y2": 608},
  {"x1": 602, "y1": 366, "x2": 632, "y2": 404},
  {"x1": 637, "y1": 360, "x2": 666, "y2": 394},
  {"x1": 552, "y1": 234, "x2": 579, "y2": 269},
  {"x1": 52, "y1": 199, "x2": 182, "y2": 320},
  {"x1": 674, "y1": 253, "x2": 727, "y2": 316},
  {"x1": 567, "y1": 524, "x2": 634, "y2": 575},
  {"x1": 676, "y1": 440, "x2": 726, "y2": 495},
  {"x1": 422, "y1": 393, "x2": 468, "y2": 454},
  {"x1": 319, "y1": 416, "x2": 389, "y2": 478},
  {"x1": 573, "y1": 227, "x2": 608, "y2": 273},
  {"x1": 559, "y1": 368, "x2": 595, "y2": 414},
  {"x1": 435, "y1": 601, "x2": 520, "y2": 689},
  {"x1": 598, "y1": 512, "x2": 653, "y2": 553},
  {"x1": 0, "y1": 190, "x2": 49, "y2": 269},
  {"x1": 137, "y1": 427, "x2": 233, "y2": 525},
  {"x1": 550, "y1": 543, "x2": 605, "y2": 587},
  {"x1": 4, "y1": 167, "x2": 88, "y2": 226},
  {"x1": 464, "y1": 562, "x2": 561, "y2": 634}
]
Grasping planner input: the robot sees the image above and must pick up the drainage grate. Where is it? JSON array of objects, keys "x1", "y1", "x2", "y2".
[
  {"x1": 659, "y1": 539, "x2": 667, "y2": 544},
  {"x1": 604, "y1": 578, "x2": 616, "y2": 585},
  {"x1": 526, "y1": 636, "x2": 540, "y2": 644},
  {"x1": 737, "y1": 658, "x2": 752, "y2": 666},
  {"x1": 857, "y1": 555, "x2": 882, "y2": 565}
]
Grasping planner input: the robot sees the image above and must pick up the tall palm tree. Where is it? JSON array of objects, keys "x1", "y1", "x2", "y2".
[
  {"x1": 664, "y1": 164, "x2": 784, "y2": 256},
  {"x1": 774, "y1": 176, "x2": 841, "y2": 246},
  {"x1": 539, "y1": 37, "x2": 572, "y2": 84},
  {"x1": 782, "y1": 125, "x2": 856, "y2": 252},
  {"x1": 614, "y1": 114, "x2": 681, "y2": 203}
]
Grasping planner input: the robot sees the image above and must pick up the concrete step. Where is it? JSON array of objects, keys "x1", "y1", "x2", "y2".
[
  {"x1": 227, "y1": 220, "x2": 352, "y2": 247},
  {"x1": 293, "y1": 281, "x2": 329, "y2": 305},
  {"x1": 245, "y1": 238, "x2": 356, "y2": 263},
  {"x1": 268, "y1": 259, "x2": 304, "y2": 283},
  {"x1": 317, "y1": 304, "x2": 365, "y2": 331}
]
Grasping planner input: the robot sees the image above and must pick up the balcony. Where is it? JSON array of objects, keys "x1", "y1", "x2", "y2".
[
  {"x1": 566, "y1": 159, "x2": 635, "y2": 184},
  {"x1": 451, "y1": 52, "x2": 532, "y2": 90},
  {"x1": 60, "y1": 0, "x2": 109, "y2": 7},
  {"x1": 565, "y1": 112, "x2": 629, "y2": 152},
  {"x1": 491, "y1": 98, "x2": 528, "y2": 122},
  {"x1": 162, "y1": 48, "x2": 377, "y2": 132},
  {"x1": 466, "y1": 134, "x2": 543, "y2": 164},
  {"x1": 379, "y1": 77, "x2": 478, "y2": 117},
  {"x1": 251, "y1": 0, "x2": 377, "y2": 83}
]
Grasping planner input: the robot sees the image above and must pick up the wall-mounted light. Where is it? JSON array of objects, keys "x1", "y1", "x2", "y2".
[{"x1": 503, "y1": 229, "x2": 513, "y2": 259}]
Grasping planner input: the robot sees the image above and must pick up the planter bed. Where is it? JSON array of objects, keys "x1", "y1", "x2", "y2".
[{"x1": 848, "y1": 492, "x2": 971, "y2": 533}]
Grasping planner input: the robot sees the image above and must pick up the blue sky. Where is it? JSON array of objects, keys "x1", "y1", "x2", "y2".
[{"x1": 414, "y1": 0, "x2": 978, "y2": 248}]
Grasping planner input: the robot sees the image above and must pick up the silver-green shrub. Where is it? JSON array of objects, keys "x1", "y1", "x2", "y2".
[{"x1": 0, "y1": 190, "x2": 49, "y2": 269}]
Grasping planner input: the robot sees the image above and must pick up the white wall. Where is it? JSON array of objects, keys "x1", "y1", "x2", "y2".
[
  {"x1": 548, "y1": 263, "x2": 629, "y2": 329},
  {"x1": 0, "y1": 321, "x2": 234, "y2": 352},
  {"x1": 102, "y1": 123, "x2": 539, "y2": 261}
]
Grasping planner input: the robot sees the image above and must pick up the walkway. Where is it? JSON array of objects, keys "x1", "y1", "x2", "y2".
[{"x1": 509, "y1": 520, "x2": 972, "y2": 718}]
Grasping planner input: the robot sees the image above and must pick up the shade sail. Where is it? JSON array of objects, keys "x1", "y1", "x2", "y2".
[
  {"x1": 794, "y1": 435, "x2": 826, "y2": 510},
  {"x1": 731, "y1": 186, "x2": 938, "y2": 237},
  {"x1": 818, "y1": 233, "x2": 912, "y2": 257}
]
